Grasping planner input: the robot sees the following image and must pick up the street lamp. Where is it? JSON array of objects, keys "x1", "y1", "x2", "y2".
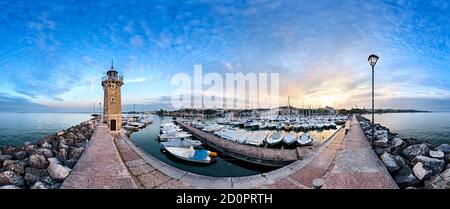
[{"x1": 368, "y1": 54, "x2": 379, "y2": 140}]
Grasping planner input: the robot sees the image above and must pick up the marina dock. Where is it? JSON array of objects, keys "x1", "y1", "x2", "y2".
[{"x1": 174, "y1": 120, "x2": 300, "y2": 167}]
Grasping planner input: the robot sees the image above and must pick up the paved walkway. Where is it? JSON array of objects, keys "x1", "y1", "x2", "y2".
[
  {"x1": 61, "y1": 124, "x2": 138, "y2": 189},
  {"x1": 322, "y1": 115, "x2": 398, "y2": 189}
]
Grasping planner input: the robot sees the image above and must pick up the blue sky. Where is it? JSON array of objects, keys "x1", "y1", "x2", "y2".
[{"x1": 0, "y1": 0, "x2": 450, "y2": 112}]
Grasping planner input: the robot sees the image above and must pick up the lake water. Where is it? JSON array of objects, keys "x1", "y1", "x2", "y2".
[
  {"x1": 363, "y1": 112, "x2": 450, "y2": 145},
  {"x1": 129, "y1": 116, "x2": 339, "y2": 177},
  {"x1": 0, "y1": 113, "x2": 91, "y2": 147}
]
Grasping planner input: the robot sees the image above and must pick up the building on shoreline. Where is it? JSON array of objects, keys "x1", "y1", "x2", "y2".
[{"x1": 102, "y1": 60, "x2": 124, "y2": 133}]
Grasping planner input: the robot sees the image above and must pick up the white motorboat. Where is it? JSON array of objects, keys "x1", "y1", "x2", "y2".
[
  {"x1": 164, "y1": 146, "x2": 217, "y2": 164},
  {"x1": 293, "y1": 123, "x2": 302, "y2": 131},
  {"x1": 259, "y1": 122, "x2": 268, "y2": 129},
  {"x1": 235, "y1": 132, "x2": 252, "y2": 144},
  {"x1": 301, "y1": 123, "x2": 309, "y2": 130},
  {"x1": 129, "y1": 122, "x2": 145, "y2": 128},
  {"x1": 123, "y1": 124, "x2": 139, "y2": 131},
  {"x1": 267, "y1": 132, "x2": 284, "y2": 146},
  {"x1": 323, "y1": 122, "x2": 330, "y2": 129},
  {"x1": 245, "y1": 131, "x2": 267, "y2": 146},
  {"x1": 297, "y1": 133, "x2": 313, "y2": 146},
  {"x1": 202, "y1": 124, "x2": 225, "y2": 132},
  {"x1": 283, "y1": 132, "x2": 297, "y2": 145},
  {"x1": 267, "y1": 122, "x2": 277, "y2": 130},
  {"x1": 329, "y1": 121, "x2": 337, "y2": 128},
  {"x1": 276, "y1": 123, "x2": 284, "y2": 130},
  {"x1": 160, "y1": 138, "x2": 202, "y2": 149},
  {"x1": 158, "y1": 130, "x2": 192, "y2": 142}
]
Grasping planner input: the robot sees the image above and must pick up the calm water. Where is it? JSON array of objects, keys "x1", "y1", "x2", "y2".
[
  {"x1": 0, "y1": 113, "x2": 91, "y2": 147},
  {"x1": 130, "y1": 116, "x2": 338, "y2": 177},
  {"x1": 364, "y1": 112, "x2": 450, "y2": 145}
]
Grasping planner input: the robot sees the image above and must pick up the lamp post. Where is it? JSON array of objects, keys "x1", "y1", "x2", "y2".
[{"x1": 368, "y1": 54, "x2": 379, "y2": 140}]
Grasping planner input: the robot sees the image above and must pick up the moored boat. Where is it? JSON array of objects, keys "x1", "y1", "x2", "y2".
[
  {"x1": 297, "y1": 133, "x2": 313, "y2": 146},
  {"x1": 267, "y1": 131, "x2": 284, "y2": 146},
  {"x1": 283, "y1": 132, "x2": 297, "y2": 145},
  {"x1": 164, "y1": 146, "x2": 217, "y2": 164}
]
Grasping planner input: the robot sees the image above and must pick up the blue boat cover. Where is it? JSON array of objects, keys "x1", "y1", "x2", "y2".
[{"x1": 192, "y1": 150, "x2": 208, "y2": 160}]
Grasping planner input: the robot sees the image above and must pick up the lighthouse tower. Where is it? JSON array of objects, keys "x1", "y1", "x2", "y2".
[{"x1": 102, "y1": 60, "x2": 124, "y2": 132}]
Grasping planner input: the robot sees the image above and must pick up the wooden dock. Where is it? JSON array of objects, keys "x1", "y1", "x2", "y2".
[{"x1": 175, "y1": 120, "x2": 299, "y2": 167}]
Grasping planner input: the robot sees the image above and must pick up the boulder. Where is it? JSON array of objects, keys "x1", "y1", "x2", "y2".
[
  {"x1": 64, "y1": 158, "x2": 78, "y2": 169},
  {"x1": 436, "y1": 144, "x2": 450, "y2": 154},
  {"x1": 392, "y1": 166, "x2": 420, "y2": 188},
  {"x1": 2, "y1": 160, "x2": 26, "y2": 175},
  {"x1": 0, "y1": 155, "x2": 13, "y2": 164},
  {"x1": 0, "y1": 171, "x2": 24, "y2": 187},
  {"x1": 35, "y1": 148, "x2": 54, "y2": 159},
  {"x1": 57, "y1": 149, "x2": 68, "y2": 162},
  {"x1": 57, "y1": 131, "x2": 65, "y2": 137},
  {"x1": 374, "y1": 137, "x2": 389, "y2": 148},
  {"x1": 425, "y1": 168, "x2": 450, "y2": 189},
  {"x1": 41, "y1": 141, "x2": 52, "y2": 149},
  {"x1": 69, "y1": 147, "x2": 84, "y2": 159},
  {"x1": 412, "y1": 162, "x2": 432, "y2": 180},
  {"x1": 401, "y1": 144, "x2": 430, "y2": 160},
  {"x1": 28, "y1": 154, "x2": 49, "y2": 169},
  {"x1": 40, "y1": 176, "x2": 60, "y2": 189},
  {"x1": 24, "y1": 145, "x2": 36, "y2": 154},
  {"x1": 429, "y1": 150, "x2": 444, "y2": 159},
  {"x1": 446, "y1": 154, "x2": 450, "y2": 163},
  {"x1": 24, "y1": 167, "x2": 48, "y2": 186},
  {"x1": 411, "y1": 156, "x2": 445, "y2": 174},
  {"x1": 65, "y1": 132, "x2": 76, "y2": 139},
  {"x1": 380, "y1": 152, "x2": 400, "y2": 172},
  {"x1": 0, "y1": 185, "x2": 21, "y2": 189},
  {"x1": 391, "y1": 137, "x2": 404, "y2": 148},
  {"x1": 47, "y1": 163, "x2": 71, "y2": 182},
  {"x1": 47, "y1": 158, "x2": 61, "y2": 165},
  {"x1": 13, "y1": 151, "x2": 28, "y2": 160},
  {"x1": 58, "y1": 142, "x2": 69, "y2": 150},
  {"x1": 30, "y1": 181, "x2": 48, "y2": 189},
  {"x1": 37, "y1": 136, "x2": 53, "y2": 148},
  {"x1": 1, "y1": 146, "x2": 18, "y2": 155}
]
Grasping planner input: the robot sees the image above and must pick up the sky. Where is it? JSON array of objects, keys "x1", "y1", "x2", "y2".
[{"x1": 0, "y1": 0, "x2": 450, "y2": 112}]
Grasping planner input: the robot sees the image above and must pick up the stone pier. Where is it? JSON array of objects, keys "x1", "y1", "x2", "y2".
[{"x1": 61, "y1": 123, "x2": 138, "y2": 189}]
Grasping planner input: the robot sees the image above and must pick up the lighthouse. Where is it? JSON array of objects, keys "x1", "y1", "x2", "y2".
[{"x1": 102, "y1": 60, "x2": 124, "y2": 132}]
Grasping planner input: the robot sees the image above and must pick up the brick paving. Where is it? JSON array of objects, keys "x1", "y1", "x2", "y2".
[
  {"x1": 61, "y1": 124, "x2": 138, "y2": 189},
  {"x1": 321, "y1": 115, "x2": 398, "y2": 189}
]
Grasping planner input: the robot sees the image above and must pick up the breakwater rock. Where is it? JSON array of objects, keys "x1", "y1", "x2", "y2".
[
  {"x1": 0, "y1": 120, "x2": 95, "y2": 189},
  {"x1": 357, "y1": 115, "x2": 450, "y2": 189}
]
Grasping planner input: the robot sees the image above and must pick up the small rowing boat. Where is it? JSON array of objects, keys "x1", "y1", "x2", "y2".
[{"x1": 164, "y1": 146, "x2": 217, "y2": 164}]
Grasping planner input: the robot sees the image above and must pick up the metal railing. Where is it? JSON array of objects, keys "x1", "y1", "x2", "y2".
[{"x1": 102, "y1": 75, "x2": 124, "y2": 82}]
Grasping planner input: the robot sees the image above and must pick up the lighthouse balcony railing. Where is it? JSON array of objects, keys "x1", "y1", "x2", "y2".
[{"x1": 102, "y1": 75, "x2": 124, "y2": 82}]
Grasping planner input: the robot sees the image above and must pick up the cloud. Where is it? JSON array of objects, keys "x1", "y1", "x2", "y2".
[
  {"x1": 0, "y1": 93, "x2": 46, "y2": 112},
  {"x1": 125, "y1": 77, "x2": 148, "y2": 83}
]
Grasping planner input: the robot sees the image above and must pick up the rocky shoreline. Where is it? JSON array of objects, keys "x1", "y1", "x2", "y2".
[
  {"x1": 0, "y1": 120, "x2": 95, "y2": 189},
  {"x1": 357, "y1": 115, "x2": 450, "y2": 189}
]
